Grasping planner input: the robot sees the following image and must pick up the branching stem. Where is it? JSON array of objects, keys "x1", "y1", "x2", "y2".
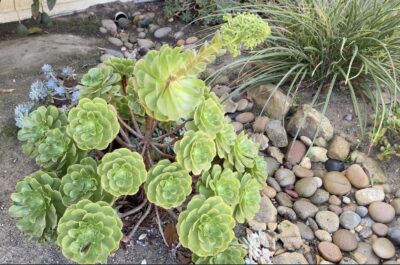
[
  {"x1": 119, "y1": 199, "x2": 148, "y2": 218},
  {"x1": 155, "y1": 206, "x2": 169, "y2": 247},
  {"x1": 122, "y1": 203, "x2": 153, "y2": 243}
]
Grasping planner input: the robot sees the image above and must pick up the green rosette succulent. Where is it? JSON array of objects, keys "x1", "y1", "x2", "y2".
[
  {"x1": 174, "y1": 130, "x2": 216, "y2": 175},
  {"x1": 192, "y1": 240, "x2": 246, "y2": 264},
  {"x1": 234, "y1": 173, "x2": 261, "y2": 223},
  {"x1": 67, "y1": 98, "x2": 120, "y2": 150},
  {"x1": 60, "y1": 157, "x2": 114, "y2": 206},
  {"x1": 247, "y1": 156, "x2": 268, "y2": 188},
  {"x1": 215, "y1": 120, "x2": 236, "y2": 159},
  {"x1": 227, "y1": 131, "x2": 259, "y2": 173},
  {"x1": 192, "y1": 92, "x2": 225, "y2": 137},
  {"x1": 220, "y1": 13, "x2": 271, "y2": 57},
  {"x1": 57, "y1": 199, "x2": 122, "y2": 264},
  {"x1": 134, "y1": 45, "x2": 206, "y2": 121},
  {"x1": 78, "y1": 66, "x2": 121, "y2": 101},
  {"x1": 17, "y1": 105, "x2": 67, "y2": 157},
  {"x1": 177, "y1": 195, "x2": 235, "y2": 257},
  {"x1": 104, "y1": 57, "x2": 135, "y2": 78},
  {"x1": 36, "y1": 128, "x2": 86, "y2": 173},
  {"x1": 9, "y1": 170, "x2": 65, "y2": 241},
  {"x1": 144, "y1": 159, "x2": 192, "y2": 209},
  {"x1": 97, "y1": 148, "x2": 147, "y2": 197},
  {"x1": 197, "y1": 165, "x2": 240, "y2": 207}
]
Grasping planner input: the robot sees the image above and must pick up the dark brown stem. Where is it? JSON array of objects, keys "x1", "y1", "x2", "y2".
[
  {"x1": 119, "y1": 199, "x2": 148, "y2": 218},
  {"x1": 146, "y1": 149, "x2": 154, "y2": 167},
  {"x1": 122, "y1": 203, "x2": 153, "y2": 243},
  {"x1": 151, "y1": 143, "x2": 175, "y2": 160},
  {"x1": 153, "y1": 120, "x2": 189, "y2": 141},
  {"x1": 115, "y1": 136, "x2": 134, "y2": 149},
  {"x1": 118, "y1": 115, "x2": 143, "y2": 139},
  {"x1": 119, "y1": 128, "x2": 131, "y2": 144},
  {"x1": 94, "y1": 150, "x2": 105, "y2": 158},
  {"x1": 130, "y1": 109, "x2": 143, "y2": 138},
  {"x1": 155, "y1": 206, "x2": 169, "y2": 247}
]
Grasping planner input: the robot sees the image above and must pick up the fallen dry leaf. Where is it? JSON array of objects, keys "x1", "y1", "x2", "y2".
[
  {"x1": 164, "y1": 223, "x2": 178, "y2": 249},
  {"x1": 0, "y1": 88, "x2": 15, "y2": 93}
]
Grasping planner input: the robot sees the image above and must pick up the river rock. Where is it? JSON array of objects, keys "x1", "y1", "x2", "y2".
[
  {"x1": 315, "y1": 229, "x2": 332, "y2": 242},
  {"x1": 287, "y1": 104, "x2": 334, "y2": 142},
  {"x1": 329, "y1": 195, "x2": 342, "y2": 206},
  {"x1": 154, "y1": 27, "x2": 171, "y2": 38},
  {"x1": 372, "y1": 238, "x2": 395, "y2": 259},
  {"x1": 368, "y1": 202, "x2": 395, "y2": 223},
  {"x1": 265, "y1": 157, "x2": 280, "y2": 176},
  {"x1": 137, "y1": 38, "x2": 154, "y2": 49},
  {"x1": 108, "y1": 37, "x2": 123, "y2": 47},
  {"x1": 318, "y1": 242, "x2": 343, "y2": 263},
  {"x1": 372, "y1": 223, "x2": 389, "y2": 237},
  {"x1": 325, "y1": 159, "x2": 345, "y2": 172},
  {"x1": 316, "y1": 211, "x2": 340, "y2": 233},
  {"x1": 390, "y1": 198, "x2": 400, "y2": 215},
  {"x1": 275, "y1": 168, "x2": 296, "y2": 187},
  {"x1": 235, "y1": 112, "x2": 255, "y2": 123},
  {"x1": 276, "y1": 192, "x2": 293, "y2": 207},
  {"x1": 339, "y1": 257, "x2": 358, "y2": 264},
  {"x1": 285, "y1": 140, "x2": 306, "y2": 165},
  {"x1": 333, "y1": 229, "x2": 358, "y2": 251},
  {"x1": 223, "y1": 98, "x2": 238, "y2": 113},
  {"x1": 388, "y1": 227, "x2": 400, "y2": 246},
  {"x1": 248, "y1": 196, "x2": 277, "y2": 230},
  {"x1": 310, "y1": 189, "x2": 329, "y2": 205},
  {"x1": 355, "y1": 188, "x2": 384, "y2": 206},
  {"x1": 277, "y1": 206, "x2": 297, "y2": 221},
  {"x1": 278, "y1": 220, "x2": 303, "y2": 250},
  {"x1": 248, "y1": 84, "x2": 291, "y2": 119},
  {"x1": 253, "y1": 116, "x2": 269, "y2": 133},
  {"x1": 267, "y1": 177, "x2": 281, "y2": 192},
  {"x1": 313, "y1": 177, "x2": 323, "y2": 188},
  {"x1": 266, "y1": 120, "x2": 288, "y2": 147},
  {"x1": 297, "y1": 222, "x2": 315, "y2": 241},
  {"x1": 272, "y1": 252, "x2": 308, "y2": 264},
  {"x1": 300, "y1": 157, "x2": 312, "y2": 169},
  {"x1": 324, "y1": 172, "x2": 351, "y2": 196},
  {"x1": 295, "y1": 177, "x2": 318, "y2": 197},
  {"x1": 99, "y1": 27, "x2": 107, "y2": 34},
  {"x1": 356, "y1": 206, "x2": 369, "y2": 217},
  {"x1": 353, "y1": 242, "x2": 380, "y2": 264},
  {"x1": 101, "y1": 19, "x2": 117, "y2": 35},
  {"x1": 329, "y1": 204, "x2": 343, "y2": 215},
  {"x1": 268, "y1": 146, "x2": 284, "y2": 163},
  {"x1": 350, "y1": 151, "x2": 387, "y2": 183},
  {"x1": 293, "y1": 165, "x2": 314, "y2": 178},
  {"x1": 340, "y1": 211, "x2": 361, "y2": 230},
  {"x1": 185, "y1": 36, "x2": 198, "y2": 44},
  {"x1": 345, "y1": 164, "x2": 370, "y2": 189},
  {"x1": 293, "y1": 200, "x2": 319, "y2": 220},
  {"x1": 261, "y1": 186, "x2": 276, "y2": 198},
  {"x1": 250, "y1": 133, "x2": 269, "y2": 151},
  {"x1": 231, "y1": 121, "x2": 243, "y2": 132},
  {"x1": 308, "y1": 147, "x2": 329, "y2": 162},
  {"x1": 328, "y1": 135, "x2": 350, "y2": 160},
  {"x1": 236, "y1": 99, "x2": 249, "y2": 111}
]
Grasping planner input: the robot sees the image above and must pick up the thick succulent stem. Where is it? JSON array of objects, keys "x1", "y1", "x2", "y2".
[
  {"x1": 122, "y1": 203, "x2": 153, "y2": 243},
  {"x1": 130, "y1": 109, "x2": 143, "y2": 138},
  {"x1": 119, "y1": 199, "x2": 148, "y2": 218},
  {"x1": 117, "y1": 114, "x2": 143, "y2": 139}
]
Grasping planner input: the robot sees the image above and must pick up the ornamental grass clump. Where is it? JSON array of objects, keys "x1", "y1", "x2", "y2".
[{"x1": 10, "y1": 13, "x2": 270, "y2": 264}]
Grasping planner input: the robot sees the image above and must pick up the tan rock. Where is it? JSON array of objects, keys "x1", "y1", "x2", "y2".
[
  {"x1": 318, "y1": 242, "x2": 343, "y2": 263},
  {"x1": 323, "y1": 172, "x2": 351, "y2": 196},
  {"x1": 328, "y1": 135, "x2": 350, "y2": 160},
  {"x1": 345, "y1": 164, "x2": 370, "y2": 189},
  {"x1": 278, "y1": 220, "x2": 303, "y2": 250}
]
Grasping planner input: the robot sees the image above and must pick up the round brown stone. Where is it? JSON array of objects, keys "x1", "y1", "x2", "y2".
[
  {"x1": 318, "y1": 241, "x2": 343, "y2": 263},
  {"x1": 372, "y1": 223, "x2": 389, "y2": 237},
  {"x1": 285, "y1": 140, "x2": 306, "y2": 165},
  {"x1": 368, "y1": 202, "x2": 395, "y2": 223},
  {"x1": 332, "y1": 229, "x2": 358, "y2": 251},
  {"x1": 345, "y1": 164, "x2": 369, "y2": 189},
  {"x1": 293, "y1": 165, "x2": 314, "y2": 178},
  {"x1": 324, "y1": 171, "x2": 351, "y2": 196},
  {"x1": 372, "y1": 238, "x2": 396, "y2": 259}
]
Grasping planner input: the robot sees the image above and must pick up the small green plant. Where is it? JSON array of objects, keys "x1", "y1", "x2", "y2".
[{"x1": 10, "y1": 13, "x2": 270, "y2": 264}]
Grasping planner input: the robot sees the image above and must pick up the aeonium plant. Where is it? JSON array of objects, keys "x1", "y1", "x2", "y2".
[{"x1": 10, "y1": 13, "x2": 270, "y2": 264}]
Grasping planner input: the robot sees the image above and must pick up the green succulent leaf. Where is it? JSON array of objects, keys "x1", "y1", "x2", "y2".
[
  {"x1": 98, "y1": 148, "x2": 147, "y2": 197},
  {"x1": 144, "y1": 159, "x2": 192, "y2": 209},
  {"x1": 174, "y1": 130, "x2": 216, "y2": 175},
  {"x1": 57, "y1": 199, "x2": 122, "y2": 264},
  {"x1": 17, "y1": 105, "x2": 68, "y2": 157},
  {"x1": 134, "y1": 45, "x2": 205, "y2": 121},
  {"x1": 177, "y1": 195, "x2": 235, "y2": 257},
  {"x1": 220, "y1": 13, "x2": 271, "y2": 57},
  {"x1": 60, "y1": 157, "x2": 114, "y2": 206},
  {"x1": 234, "y1": 173, "x2": 261, "y2": 223},
  {"x1": 104, "y1": 57, "x2": 135, "y2": 78},
  {"x1": 78, "y1": 66, "x2": 121, "y2": 101},
  {"x1": 227, "y1": 131, "x2": 259, "y2": 173},
  {"x1": 9, "y1": 170, "x2": 65, "y2": 241},
  {"x1": 67, "y1": 98, "x2": 120, "y2": 150},
  {"x1": 36, "y1": 128, "x2": 86, "y2": 173},
  {"x1": 215, "y1": 119, "x2": 236, "y2": 159},
  {"x1": 197, "y1": 165, "x2": 240, "y2": 207},
  {"x1": 192, "y1": 240, "x2": 246, "y2": 264},
  {"x1": 247, "y1": 155, "x2": 268, "y2": 188}
]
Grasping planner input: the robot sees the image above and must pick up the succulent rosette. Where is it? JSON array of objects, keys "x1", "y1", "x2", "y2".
[
  {"x1": 36, "y1": 128, "x2": 86, "y2": 173},
  {"x1": 174, "y1": 130, "x2": 216, "y2": 175},
  {"x1": 215, "y1": 120, "x2": 236, "y2": 159},
  {"x1": 177, "y1": 195, "x2": 235, "y2": 257},
  {"x1": 192, "y1": 92, "x2": 225, "y2": 136},
  {"x1": 9, "y1": 170, "x2": 65, "y2": 241},
  {"x1": 67, "y1": 98, "x2": 120, "y2": 150},
  {"x1": 60, "y1": 157, "x2": 114, "y2": 206},
  {"x1": 78, "y1": 66, "x2": 121, "y2": 101},
  {"x1": 192, "y1": 240, "x2": 246, "y2": 264},
  {"x1": 247, "y1": 156, "x2": 268, "y2": 188},
  {"x1": 97, "y1": 148, "x2": 147, "y2": 197},
  {"x1": 144, "y1": 159, "x2": 192, "y2": 209},
  {"x1": 17, "y1": 105, "x2": 68, "y2": 157},
  {"x1": 234, "y1": 173, "x2": 261, "y2": 223},
  {"x1": 227, "y1": 131, "x2": 259, "y2": 173},
  {"x1": 134, "y1": 45, "x2": 205, "y2": 121},
  {"x1": 104, "y1": 57, "x2": 135, "y2": 78},
  {"x1": 197, "y1": 165, "x2": 240, "y2": 206},
  {"x1": 57, "y1": 199, "x2": 122, "y2": 264}
]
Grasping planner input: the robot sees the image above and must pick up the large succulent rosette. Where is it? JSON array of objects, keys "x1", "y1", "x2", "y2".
[
  {"x1": 192, "y1": 92, "x2": 225, "y2": 136},
  {"x1": 57, "y1": 200, "x2": 122, "y2": 264},
  {"x1": 197, "y1": 165, "x2": 240, "y2": 207},
  {"x1": 67, "y1": 98, "x2": 120, "y2": 150},
  {"x1": 177, "y1": 195, "x2": 235, "y2": 257},
  {"x1": 97, "y1": 148, "x2": 147, "y2": 197},
  {"x1": 234, "y1": 173, "x2": 261, "y2": 223},
  {"x1": 192, "y1": 240, "x2": 246, "y2": 264},
  {"x1": 78, "y1": 66, "x2": 121, "y2": 101},
  {"x1": 9, "y1": 170, "x2": 65, "y2": 241},
  {"x1": 227, "y1": 131, "x2": 259, "y2": 173},
  {"x1": 144, "y1": 159, "x2": 192, "y2": 209},
  {"x1": 174, "y1": 130, "x2": 216, "y2": 175},
  {"x1": 134, "y1": 45, "x2": 206, "y2": 121}
]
